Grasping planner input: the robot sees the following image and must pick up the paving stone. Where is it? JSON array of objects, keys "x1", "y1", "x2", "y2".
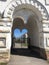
[{"x1": 7, "y1": 49, "x2": 49, "y2": 65}]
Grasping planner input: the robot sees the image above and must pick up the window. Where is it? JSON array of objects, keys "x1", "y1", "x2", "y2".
[{"x1": 0, "y1": 37, "x2": 6, "y2": 48}]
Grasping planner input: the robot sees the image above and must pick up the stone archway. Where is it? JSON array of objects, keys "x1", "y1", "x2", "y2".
[
  {"x1": 10, "y1": 6, "x2": 45, "y2": 59},
  {"x1": 1, "y1": 0, "x2": 49, "y2": 62},
  {"x1": 4, "y1": 0, "x2": 49, "y2": 20}
]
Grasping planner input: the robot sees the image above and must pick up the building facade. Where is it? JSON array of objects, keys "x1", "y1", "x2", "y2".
[{"x1": 0, "y1": 0, "x2": 49, "y2": 62}]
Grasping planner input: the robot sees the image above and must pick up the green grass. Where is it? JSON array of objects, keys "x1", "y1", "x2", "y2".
[
  {"x1": 22, "y1": 43, "x2": 28, "y2": 46},
  {"x1": 0, "y1": 63, "x2": 7, "y2": 65}
]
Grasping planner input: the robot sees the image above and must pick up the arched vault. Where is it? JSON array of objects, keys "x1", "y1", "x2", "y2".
[{"x1": 3, "y1": 0, "x2": 49, "y2": 21}]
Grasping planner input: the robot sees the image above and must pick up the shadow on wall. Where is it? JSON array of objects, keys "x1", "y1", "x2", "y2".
[
  {"x1": 11, "y1": 47, "x2": 47, "y2": 60},
  {"x1": 26, "y1": 15, "x2": 47, "y2": 60}
]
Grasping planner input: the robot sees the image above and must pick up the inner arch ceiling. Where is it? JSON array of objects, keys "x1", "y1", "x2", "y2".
[{"x1": 3, "y1": 0, "x2": 49, "y2": 21}]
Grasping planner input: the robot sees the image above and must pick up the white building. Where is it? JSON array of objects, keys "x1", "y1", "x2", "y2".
[{"x1": 0, "y1": 0, "x2": 49, "y2": 62}]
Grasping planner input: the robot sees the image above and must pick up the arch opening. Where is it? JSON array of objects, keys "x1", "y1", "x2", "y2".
[
  {"x1": 8, "y1": 1, "x2": 47, "y2": 60},
  {"x1": 11, "y1": 12, "x2": 43, "y2": 59}
]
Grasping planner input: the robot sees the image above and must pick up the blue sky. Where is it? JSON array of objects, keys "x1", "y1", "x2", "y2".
[{"x1": 14, "y1": 28, "x2": 28, "y2": 38}]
